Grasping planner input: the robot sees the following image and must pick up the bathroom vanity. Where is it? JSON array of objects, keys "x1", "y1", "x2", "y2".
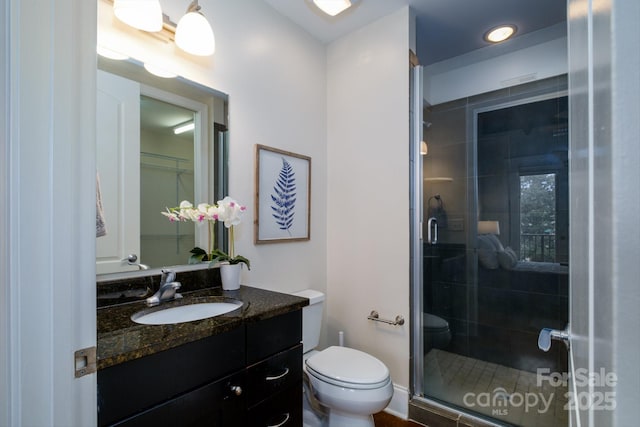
[{"x1": 97, "y1": 281, "x2": 307, "y2": 426}]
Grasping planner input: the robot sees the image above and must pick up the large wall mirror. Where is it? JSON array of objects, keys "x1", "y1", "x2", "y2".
[{"x1": 96, "y1": 56, "x2": 228, "y2": 276}]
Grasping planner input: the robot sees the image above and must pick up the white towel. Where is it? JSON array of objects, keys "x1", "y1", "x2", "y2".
[{"x1": 96, "y1": 172, "x2": 107, "y2": 237}]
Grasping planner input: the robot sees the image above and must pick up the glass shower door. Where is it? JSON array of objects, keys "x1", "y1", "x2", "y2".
[{"x1": 419, "y1": 80, "x2": 569, "y2": 427}]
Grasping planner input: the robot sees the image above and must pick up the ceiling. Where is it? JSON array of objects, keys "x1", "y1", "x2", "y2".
[
  {"x1": 263, "y1": 0, "x2": 567, "y2": 66},
  {"x1": 140, "y1": 96, "x2": 194, "y2": 141}
]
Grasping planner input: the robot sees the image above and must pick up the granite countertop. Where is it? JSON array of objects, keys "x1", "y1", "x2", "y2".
[{"x1": 97, "y1": 285, "x2": 308, "y2": 370}]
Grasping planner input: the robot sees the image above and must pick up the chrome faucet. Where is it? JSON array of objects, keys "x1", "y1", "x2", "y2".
[
  {"x1": 160, "y1": 269, "x2": 176, "y2": 285},
  {"x1": 146, "y1": 269, "x2": 182, "y2": 306}
]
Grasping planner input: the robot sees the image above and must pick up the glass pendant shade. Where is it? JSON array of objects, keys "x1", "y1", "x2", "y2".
[
  {"x1": 313, "y1": 0, "x2": 352, "y2": 16},
  {"x1": 113, "y1": 0, "x2": 163, "y2": 32},
  {"x1": 175, "y1": 10, "x2": 215, "y2": 56}
]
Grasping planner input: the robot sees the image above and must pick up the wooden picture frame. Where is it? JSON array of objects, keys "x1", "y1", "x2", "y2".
[{"x1": 255, "y1": 144, "x2": 311, "y2": 244}]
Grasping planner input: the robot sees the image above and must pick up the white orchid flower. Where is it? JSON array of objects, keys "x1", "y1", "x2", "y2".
[
  {"x1": 217, "y1": 196, "x2": 246, "y2": 228},
  {"x1": 193, "y1": 203, "x2": 212, "y2": 222},
  {"x1": 205, "y1": 204, "x2": 221, "y2": 221},
  {"x1": 161, "y1": 208, "x2": 180, "y2": 222}
]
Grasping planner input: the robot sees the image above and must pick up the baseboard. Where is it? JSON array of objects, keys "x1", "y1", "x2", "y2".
[{"x1": 384, "y1": 384, "x2": 409, "y2": 419}]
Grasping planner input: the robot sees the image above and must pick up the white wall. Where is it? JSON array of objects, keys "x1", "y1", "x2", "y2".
[
  {"x1": 326, "y1": 7, "x2": 411, "y2": 417},
  {"x1": 611, "y1": 0, "x2": 640, "y2": 422},
  {"x1": 98, "y1": 0, "x2": 328, "y2": 297}
]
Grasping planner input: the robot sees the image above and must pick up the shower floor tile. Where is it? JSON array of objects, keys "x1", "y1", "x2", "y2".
[{"x1": 424, "y1": 349, "x2": 568, "y2": 427}]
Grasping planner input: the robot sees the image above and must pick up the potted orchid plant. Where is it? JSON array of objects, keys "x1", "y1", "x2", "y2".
[
  {"x1": 207, "y1": 196, "x2": 250, "y2": 269},
  {"x1": 162, "y1": 197, "x2": 250, "y2": 290}
]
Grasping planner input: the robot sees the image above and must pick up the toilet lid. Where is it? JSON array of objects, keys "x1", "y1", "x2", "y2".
[
  {"x1": 305, "y1": 346, "x2": 390, "y2": 387},
  {"x1": 424, "y1": 313, "x2": 449, "y2": 332}
]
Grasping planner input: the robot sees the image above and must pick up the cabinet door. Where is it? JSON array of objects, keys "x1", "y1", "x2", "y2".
[{"x1": 114, "y1": 370, "x2": 246, "y2": 427}]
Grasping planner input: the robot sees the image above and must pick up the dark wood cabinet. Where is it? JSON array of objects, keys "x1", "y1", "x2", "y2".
[
  {"x1": 246, "y1": 345, "x2": 303, "y2": 427},
  {"x1": 114, "y1": 370, "x2": 247, "y2": 427},
  {"x1": 247, "y1": 382, "x2": 303, "y2": 427},
  {"x1": 97, "y1": 310, "x2": 302, "y2": 427},
  {"x1": 245, "y1": 310, "x2": 303, "y2": 427}
]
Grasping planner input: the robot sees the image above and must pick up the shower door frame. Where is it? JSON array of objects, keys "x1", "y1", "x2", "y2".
[
  {"x1": 410, "y1": 85, "x2": 570, "y2": 426},
  {"x1": 409, "y1": 64, "x2": 425, "y2": 397}
]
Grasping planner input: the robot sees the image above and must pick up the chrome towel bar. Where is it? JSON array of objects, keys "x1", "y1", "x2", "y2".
[{"x1": 368, "y1": 310, "x2": 405, "y2": 326}]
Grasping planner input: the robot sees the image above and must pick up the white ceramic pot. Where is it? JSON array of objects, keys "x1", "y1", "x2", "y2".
[{"x1": 220, "y1": 263, "x2": 241, "y2": 291}]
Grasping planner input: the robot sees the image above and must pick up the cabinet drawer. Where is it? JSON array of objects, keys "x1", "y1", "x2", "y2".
[
  {"x1": 246, "y1": 310, "x2": 301, "y2": 364},
  {"x1": 247, "y1": 384, "x2": 303, "y2": 427},
  {"x1": 247, "y1": 344, "x2": 302, "y2": 407}
]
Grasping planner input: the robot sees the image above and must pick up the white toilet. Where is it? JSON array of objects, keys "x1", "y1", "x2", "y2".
[{"x1": 293, "y1": 290, "x2": 394, "y2": 427}]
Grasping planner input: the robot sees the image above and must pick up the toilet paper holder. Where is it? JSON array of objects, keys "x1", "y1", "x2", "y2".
[{"x1": 368, "y1": 310, "x2": 405, "y2": 326}]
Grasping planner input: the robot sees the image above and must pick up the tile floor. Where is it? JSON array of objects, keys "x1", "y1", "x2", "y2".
[{"x1": 423, "y1": 349, "x2": 568, "y2": 427}]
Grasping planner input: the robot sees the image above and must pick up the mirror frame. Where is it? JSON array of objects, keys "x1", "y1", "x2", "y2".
[{"x1": 97, "y1": 56, "x2": 229, "y2": 281}]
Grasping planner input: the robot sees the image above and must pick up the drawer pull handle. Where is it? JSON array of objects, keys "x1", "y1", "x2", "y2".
[
  {"x1": 266, "y1": 368, "x2": 290, "y2": 381},
  {"x1": 267, "y1": 413, "x2": 290, "y2": 427}
]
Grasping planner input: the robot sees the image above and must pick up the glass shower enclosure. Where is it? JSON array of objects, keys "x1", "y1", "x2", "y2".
[{"x1": 413, "y1": 76, "x2": 569, "y2": 427}]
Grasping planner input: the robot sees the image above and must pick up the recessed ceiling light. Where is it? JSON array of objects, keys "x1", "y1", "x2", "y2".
[
  {"x1": 313, "y1": 0, "x2": 352, "y2": 17},
  {"x1": 484, "y1": 25, "x2": 517, "y2": 43}
]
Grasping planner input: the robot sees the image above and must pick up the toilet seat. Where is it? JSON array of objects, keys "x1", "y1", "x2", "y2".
[{"x1": 305, "y1": 346, "x2": 390, "y2": 390}]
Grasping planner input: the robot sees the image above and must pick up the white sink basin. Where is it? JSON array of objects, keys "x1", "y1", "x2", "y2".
[{"x1": 131, "y1": 300, "x2": 243, "y2": 325}]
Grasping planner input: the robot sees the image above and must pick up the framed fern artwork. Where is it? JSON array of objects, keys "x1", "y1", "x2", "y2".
[{"x1": 255, "y1": 144, "x2": 311, "y2": 244}]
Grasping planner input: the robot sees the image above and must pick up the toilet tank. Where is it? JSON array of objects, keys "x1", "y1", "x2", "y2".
[{"x1": 292, "y1": 289, "x2": 325, "y2": 354}]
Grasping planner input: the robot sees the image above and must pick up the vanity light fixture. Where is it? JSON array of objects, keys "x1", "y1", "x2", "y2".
[
  {"x1": 313, "y1": 0, "x2": 352, "y2": 16},
  {"x1": 484, "y1": 25, "x2": 517, "y2": 43},
  {"x1": 113, "y1": 0, "x2": 163, "y2": 32},
  {"x1": 175, "y1": 1, "x2": 216, "y2": 56},
  {"x1": 173, "y1": 121, "x2": 195, "y2": 135}
]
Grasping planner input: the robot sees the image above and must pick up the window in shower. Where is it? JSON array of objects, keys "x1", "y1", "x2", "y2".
[{"x1": 519, "y1": 173, "x2": 556, "y2": 262}]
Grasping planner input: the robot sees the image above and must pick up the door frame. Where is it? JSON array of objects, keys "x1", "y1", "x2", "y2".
[{"x1": 3, "y1": 0, "x2": 98, "y2": 425}]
